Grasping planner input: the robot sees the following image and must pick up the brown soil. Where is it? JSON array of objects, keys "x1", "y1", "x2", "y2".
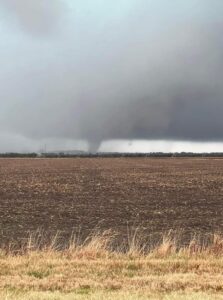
[{"x1": 0, "y1": 158, "x2": 222, "y2": 246}]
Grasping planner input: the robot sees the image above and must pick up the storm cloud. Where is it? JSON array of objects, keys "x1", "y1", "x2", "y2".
[
  {"x1": 0, "y1": 0, "x2": 65, "y2": 35},
  {"x1": 0, "y1": 0, "x2": 223, "y2": 151}
]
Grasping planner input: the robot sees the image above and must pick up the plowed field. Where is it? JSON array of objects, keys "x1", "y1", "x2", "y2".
[{"x1": 0, "y1": 158, "x2": 222, "y2": 246}]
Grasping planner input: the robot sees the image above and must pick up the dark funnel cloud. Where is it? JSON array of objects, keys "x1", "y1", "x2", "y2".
[{"x1": 0, "y1": 1, "x2": 223, "y2": 152}]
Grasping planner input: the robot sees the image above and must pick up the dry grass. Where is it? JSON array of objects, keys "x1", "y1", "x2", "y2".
[{"x1": 0, "y1": 231, "x2": 223, "y2": 299}]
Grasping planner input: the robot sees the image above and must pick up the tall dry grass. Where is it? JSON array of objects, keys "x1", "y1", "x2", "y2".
[
  {"x1": 20, "y1": 229, "x2": 223, "y2": 257},
  {"x1": 1, "y1": 230, "x2": 223, "y2": 299}
]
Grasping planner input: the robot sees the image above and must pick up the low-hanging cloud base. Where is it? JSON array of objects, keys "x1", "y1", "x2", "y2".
[
  {"x1": 0, "y1": 132, "x2": 223, "y2": 154},
  {"x1": 0, "y1": 0, "x2": 223, "y2": 152}
]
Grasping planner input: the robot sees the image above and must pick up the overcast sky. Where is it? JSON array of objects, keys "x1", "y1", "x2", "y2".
[{"x1": 0, "y1": 0, "x2": 223, "y2": 152}]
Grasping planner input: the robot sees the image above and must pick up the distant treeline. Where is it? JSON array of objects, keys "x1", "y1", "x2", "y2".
[
  {"x1": 1, "y1": 152, "x2": 223, "y2": 158},
  {"x1": 0, "y1": 153, "x2": 38, "y2": 158}
]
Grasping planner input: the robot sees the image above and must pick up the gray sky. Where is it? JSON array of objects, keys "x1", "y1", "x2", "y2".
[{"x1": 0, "y1": 0, "x2": 223, "y2": 152}]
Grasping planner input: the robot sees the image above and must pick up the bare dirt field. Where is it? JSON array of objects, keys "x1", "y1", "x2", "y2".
[{"x1": 0, "y1": 158, "x2": 222, "y2": 246}]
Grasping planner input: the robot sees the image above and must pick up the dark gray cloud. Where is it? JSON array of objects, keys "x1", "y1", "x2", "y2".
[{"x1": 0, "y1": 1, "x2": 223, "y2": 151}]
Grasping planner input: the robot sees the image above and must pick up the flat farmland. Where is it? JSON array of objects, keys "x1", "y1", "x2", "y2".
[{"x1": 0, "y1": 158, "x2": 223, "y2": 246}]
